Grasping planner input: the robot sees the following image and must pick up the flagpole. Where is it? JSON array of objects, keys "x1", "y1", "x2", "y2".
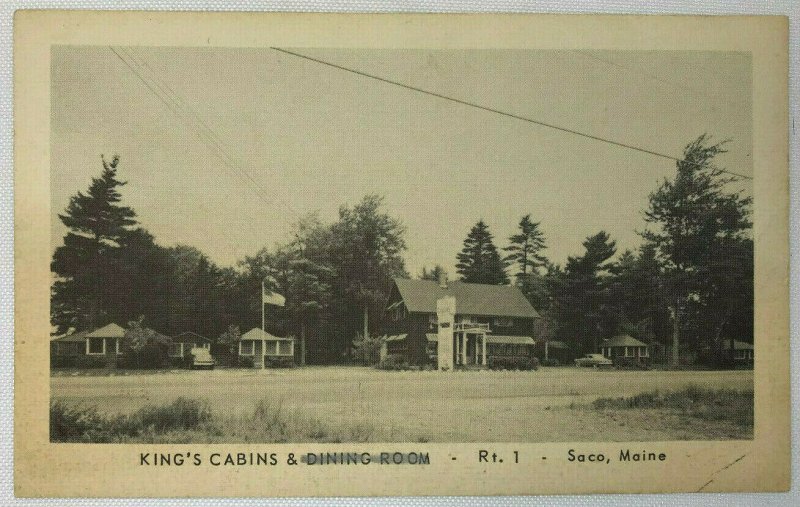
[{"x1": 261, "y1": 279, "x2": 265, "y2": 333}]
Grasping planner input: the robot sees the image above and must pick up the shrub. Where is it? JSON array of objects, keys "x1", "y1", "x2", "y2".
[
  {"x1": 50, "y1": 401, "x2": 112, "y2": 442},
  {"x1": 591, "y1": 386, "x2": 754, "y2": 428},
  {"x1": 170, "y1": 355, "x2": 193, "y2": 368},
  {"x1": 488, "y1": 356, "x2": 537, "y2": 371},
  {"x1": 50, "y1": 398, "x2": 216, "y2": 442},
  {"x1": 237, "y1": 356, "x2": 254, "y2": 368},
  {"x1": 352, "y1": 333, "x2": 384, "y2": 366},
  {"x1": 73, "y1": 355, "x2": 109, "y2": 369},
  {"x1": 265, "y1": 356, "x2": 294, "y2": 368},
  {"x1": 118, "y1": 343, "x2": 169, "y2": 369},
  {"x1": 540, "y1": 358, "x2": 560, "y2": 367},
  {"x1": 613, "y1": 357, "x2": 650, "y2": 370},
  {"x1": 124, "y1": 398, "x2": 214, "y2": 434},
  {"x1": 377, "y1": 355, "x2": 411, "y2": 371},
  {"x1": 51, "y1": 354, "x2": 78, "y2": 369}
]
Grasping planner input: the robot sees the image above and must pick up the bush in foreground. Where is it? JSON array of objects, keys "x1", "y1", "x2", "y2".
[
  {"x1": 51, "y1": 397, "x2": 375, "y2": 443},
  {"x1": 591, "y1": 385, "x2": 753, "y2": 428},
  {"x1": 51, "y1": 397, "x2": 215, "y2": 442}
]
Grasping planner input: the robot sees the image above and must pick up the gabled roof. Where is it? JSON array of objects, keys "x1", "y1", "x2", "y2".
[
  {"x1": 51, "y1": 329, "x2": 91, "y2": 343},
  {"x1": 240, "y1": 328, "x2": 291, "y2": 341},
  {"x1": 602, "y1": 335, "x2": 647, "y2": 348},
  {"x1": 86, "y1": 323, "x2": 126, "y2": 338},
  {"x1": 392, "y1": 278, "x2": 540, "y2": 319},
  {"x1": 172, "y1": 331, "x2": 212, "y2": 343}
]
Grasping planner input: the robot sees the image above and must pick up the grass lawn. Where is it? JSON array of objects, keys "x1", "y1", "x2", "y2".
[{"x1": 51, "y1": 366, "x2": 754, "y2": 443}]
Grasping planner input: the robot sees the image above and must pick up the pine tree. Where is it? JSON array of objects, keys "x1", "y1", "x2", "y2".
[
  {"x1": 51, "y1": 155, "x2": 137, "y2": 333},
  {"x1": 419, "y1": 265, "x2": 446, "y2": 281},
  {"x1": 456, "y1": 220, "x2": 509, "y2": 284},
  {"x1": 641, "y1": 135, "x2": 752, "y2": 366},
  {"x1": 550, "y1": 231, "x2": 617, "y2": 354},
  {"x1": 505, "y1": 215, "x2": 547, "y2": 278}
]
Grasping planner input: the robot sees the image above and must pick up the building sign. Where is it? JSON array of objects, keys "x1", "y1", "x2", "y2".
[{"x1": 436, "y1": 296, "x2": 456, "y2": 371}]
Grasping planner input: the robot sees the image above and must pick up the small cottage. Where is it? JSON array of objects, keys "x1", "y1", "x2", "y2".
[
  {"x1": 50, "y1": 329, "x2": 90, "y2": 357},
  {"x1": 536, "y1": 340, "x2": 573, "y2": 365},
  {"x1": 722, "y1": 339, "x2": 754, "y2": 367},
  {"x1": 239, "y1": 328, "x2": 295, "y2": 368},
  {"x1": 600, "y1": 334, "x2": 649, "y2": 364},
  {"x1": 85, "y1": 323, "x2": 127, "y2": 365},
  {"x1": 169, "y1": 331, "x2": 212, "y2": 359}
]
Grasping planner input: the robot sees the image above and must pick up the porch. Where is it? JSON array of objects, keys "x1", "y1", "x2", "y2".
[
  {"x1": 426, "y1": 331, "x2": 535, "y2": 367},
  {"x1": 238, "y1": 328, "x2": 295, "y2": 368}
]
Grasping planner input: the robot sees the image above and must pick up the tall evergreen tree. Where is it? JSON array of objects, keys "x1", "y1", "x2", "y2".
[
  {"x1": 550, "y1": 231, "x2": 617, "y2": 354},
  {"x1": 456, "y1": 220, "x2": 509, "y2": 285},
  {"x1": 505, "y1": 215, "x2": 547, "y2": 278},
  {"x1": 641, "y1": 135, "x2": 752, "y2": 366},
  {"x1": 328, "y1": 195, "x2": 407, "y2": 349},
  {"x1": 51, "y1": 155, "x2": 138, "y2": 333},
  {"x1": 419, "y1": 265, "x2": 446, "y2": 281}
]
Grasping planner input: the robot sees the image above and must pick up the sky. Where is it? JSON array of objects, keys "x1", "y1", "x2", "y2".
[{"x1": 51, "y1": 47, "x2": 752, "y2": 277}]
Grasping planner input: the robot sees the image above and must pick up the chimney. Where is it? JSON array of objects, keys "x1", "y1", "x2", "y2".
[{"x1": 438, "y1": 271, "x2": 448, "y2": 289}]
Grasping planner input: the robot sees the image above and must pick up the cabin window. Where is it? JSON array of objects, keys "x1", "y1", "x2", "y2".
[
  {"x1": 87, "y1": 338, "x2": 105, "y2": 355},
  {"x1": 116, "y1": 338, "x2": 123, "y2": 355},
  {"x1": 624, "y1": 347, "x2": 633, "y2": 357},
  {"x1": 640, "y1": 347, "x2": 649, "y2": 358},
  {"x1": 276, "y1": 341, "x2": 290, "y2": 356},
  {"x1": 265, "y1": 341, "x2": 278, "y2": 355},
  {"x1": 735, "y1": 350, "x2": 746, "y2": 359},
  {"x1": 494, "y1": 317, "x2": 513, "y2": 328},
  {"x1": 428, "y1": 314, "x2": 438, "y2": 329},
  {"x1": 169, "y1": 343, "x2": 183, "y2": 357},
  {"x1": 240, "y1": 341, "x2": 254, "y2": 356}
]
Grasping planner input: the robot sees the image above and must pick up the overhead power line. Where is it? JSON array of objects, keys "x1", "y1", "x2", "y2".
[
  {"x1": 270, "y1": 47, "x2": 753, "y2": 181},
  {"x1": 108, "y1": 46, "x2": 301, "y2": 220}
]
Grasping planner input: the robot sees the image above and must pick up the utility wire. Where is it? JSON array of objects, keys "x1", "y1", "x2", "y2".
[
  {"x1": 271, "y1": 47, "x2": 753, "y2": 181},
  {"x1": 111, "y1": 49, "x2": 269, "y2": 257},
  {"x1": 109, "y1": 46, "x2": 301, "y2": 220}
]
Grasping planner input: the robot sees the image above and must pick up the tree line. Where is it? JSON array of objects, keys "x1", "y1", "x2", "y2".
[
  {"x1": 52, "y1": 157, "x2": 408, "y2": 364},
  {"x1": 52, "y1": 135, "x2": 752, "y2": 366},
  {"x1": 422, "y1": 134, "x2": 753, "y2": 365}
]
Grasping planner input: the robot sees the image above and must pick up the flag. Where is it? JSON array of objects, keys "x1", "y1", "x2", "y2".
[{"x1": 262, "y1": 287, "x2": 286, "y2": 307}]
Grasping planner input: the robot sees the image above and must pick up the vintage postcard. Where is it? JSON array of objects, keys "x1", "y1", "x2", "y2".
[{"x1": 14, "y1": 11, "x2": 789, "y2": 497}]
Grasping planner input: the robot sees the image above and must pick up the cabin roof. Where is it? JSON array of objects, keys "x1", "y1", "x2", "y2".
[
  {"x1": 171, "y1": 331, "x2": 212, "y2": 343},
  {"x1": 85, "y1": 323, "x2": 126, "y2": 338},
  {"x1": 51, "y1": 329, "x2": 91, "y2": 343},
  {"x1": 240, "y1": 328, "x2": 292, "y2": 341},
  {"x1": 392, "y1": 278, "x2": 540, "y2": 318},
  {"x1": 601, "y1": 334, "x2": 648, "y2": 348}
]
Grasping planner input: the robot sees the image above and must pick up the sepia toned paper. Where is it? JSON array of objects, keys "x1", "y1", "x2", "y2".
[{"x1": 14, "y1": 11, "x2": 789, "y2": 497}]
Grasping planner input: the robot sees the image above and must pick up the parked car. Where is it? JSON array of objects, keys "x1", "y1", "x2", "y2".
[
  {"x1": 574, "y1": 353, "x2": 613, "y2": 368},
  {"x1": 190, "y1": 347, "x2": 215, "y2": 370}
]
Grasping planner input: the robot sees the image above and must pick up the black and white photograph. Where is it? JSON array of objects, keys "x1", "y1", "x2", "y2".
[{"x1": 47, "y1": 45, "x2": 757, "y2": 444}]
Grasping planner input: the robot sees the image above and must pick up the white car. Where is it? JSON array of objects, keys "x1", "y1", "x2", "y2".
[
  {"x1": 574, "y1": 353, "x2": 613, "y2": 368},
  {"x1": 190, "y1": 347, "x2": 215, "y2": 370}
]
